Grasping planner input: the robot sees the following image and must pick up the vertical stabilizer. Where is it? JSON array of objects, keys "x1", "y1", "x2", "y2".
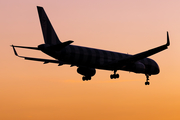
[{"x1": 37, "y1": 6, "x2": 61, "y2": 45}]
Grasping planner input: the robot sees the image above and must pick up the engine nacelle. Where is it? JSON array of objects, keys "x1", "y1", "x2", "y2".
[
  {"x1": 77, "y1": 67, "x2": 96, "y2": 77},
  {"x1": 132, "y1": 62, "x2": 146, "y2": 73}
]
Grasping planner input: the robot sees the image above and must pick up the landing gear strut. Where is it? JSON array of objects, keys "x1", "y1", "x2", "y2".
[
  {"x1": 110, "y1": 70, "x2": 119, "y2": 79},
  {"x1": 82, "y1": 76, "x2": 91, "y2": 81},
  {"x1": 145, "y1": 74, "x2": 150, "y2": 85}
]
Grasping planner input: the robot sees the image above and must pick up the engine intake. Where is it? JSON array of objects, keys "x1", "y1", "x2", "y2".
[
  {"x1": 132, "y1": 62, "x2": 145, "y2": 73},
  {"x1": 77, "y1": 67, "x2": 96, "y2": 77}
]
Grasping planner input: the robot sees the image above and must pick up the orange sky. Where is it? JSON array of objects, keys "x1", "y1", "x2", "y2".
[{"x1": 1, "y1": 0, "x2": 180, "y2": 120}]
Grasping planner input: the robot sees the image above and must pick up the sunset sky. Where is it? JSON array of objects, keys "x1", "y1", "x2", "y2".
[{"x1": 1, "y1": 0, "x2": 180, "y2": 120}]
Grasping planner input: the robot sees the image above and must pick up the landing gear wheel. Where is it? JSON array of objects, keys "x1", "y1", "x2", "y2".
[
  {"x1": 110, "y1": 75, "x2": 113, "y2": 79},
  {"x1": 110, "y1": 74, "x2": 119, "y2": 79},
  {"x1": 87, "y1": 76, "x2": 91, "y2": 80},
  {"x1": 82, "y1": 76, "x2": 86, "y2": 81},
  {"x1": 110, "y1": 70, "x2": 119, "y2": 79},
  {"x1": 116, "y1": 74, "x2": 119, "y2": 78},
  {"x1": 82, "y1": 76, "x2": 91, "y2": 81},
  {"x1": 145, "y1": 82, "x2": 150, "y2": 85}
]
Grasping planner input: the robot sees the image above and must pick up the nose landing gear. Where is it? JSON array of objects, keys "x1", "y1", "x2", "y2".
[
  {"x1": 110, "y1": 70, "x2": 119, "y2": 79},
  {"x1": 145, "y1": 74, "x2": 150, "y2": 85}
]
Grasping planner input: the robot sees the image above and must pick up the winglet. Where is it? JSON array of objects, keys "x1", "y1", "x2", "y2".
[
  {"x1": 110, "y1": 31, "x2": 171, "y2": 67},
  {"x1": 166, "y1": 31, "x2": 170, "y2": 46},
  {"x1": 11, "y1": 45, "x2": 18, "y2": 56}
]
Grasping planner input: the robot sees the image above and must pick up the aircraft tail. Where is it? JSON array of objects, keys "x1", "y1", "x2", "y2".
[{"x1": 37, "y1": 6, "x2": 61, "y2": 45}]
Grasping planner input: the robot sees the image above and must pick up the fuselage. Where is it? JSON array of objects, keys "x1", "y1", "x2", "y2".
[{"x1": 40, "y1": 44, "x2": 160, "y2": 75}]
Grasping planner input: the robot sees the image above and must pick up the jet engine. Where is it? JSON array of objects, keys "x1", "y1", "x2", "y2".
[
  {"x1": 132, "y1": 61, "x2": 146, "y2": 73},
  {"x1": 77, "y1": 67, "x2": 96, "y2": 81}
]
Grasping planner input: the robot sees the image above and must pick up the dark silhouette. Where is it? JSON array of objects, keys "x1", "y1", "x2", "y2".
[{"x1": 11, "y1": 6, "x2": 170, "y2": 85}]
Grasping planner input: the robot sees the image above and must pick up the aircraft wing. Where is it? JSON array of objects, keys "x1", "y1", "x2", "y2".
[
  {"x1": 12, "y1": 45, "x2": 39, "y2": 50},
  {"x1": 109, "y1": 32, "x2": 170, "y2": 68},
  {"x1": 11, "y1": 45, "x2": 63, "y2": 65}
]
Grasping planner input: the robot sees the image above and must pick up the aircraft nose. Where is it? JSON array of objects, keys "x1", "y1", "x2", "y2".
[
  {"x1": 155, "y1": 65, "x2": 160, "y2": 74},
  {"x1": 153, "y1": 61, "x2": 160, "y2": 75},
  {"x1": 145, "y1": 58, "x2": 160, "y2": 75}
]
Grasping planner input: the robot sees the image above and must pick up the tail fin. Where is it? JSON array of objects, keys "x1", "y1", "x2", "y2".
[{"x1": 37, "y1": 6, "x2": 61, "y2": 45}]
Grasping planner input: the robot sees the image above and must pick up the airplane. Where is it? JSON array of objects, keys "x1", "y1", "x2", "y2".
[{"x1": 11, "y1": 6, "x2": 170, "y2": 85}]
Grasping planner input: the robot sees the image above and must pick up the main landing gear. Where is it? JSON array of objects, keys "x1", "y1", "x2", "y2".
[
  {"x1": 82, "y1": 76, "x2": 91, "y2": 81},
  {"x1": 110, "y1": 70, "x2": 119, "y2": 79},
  {"x1": 145, "y1": 74, "x2": 150, "y2": 85}
]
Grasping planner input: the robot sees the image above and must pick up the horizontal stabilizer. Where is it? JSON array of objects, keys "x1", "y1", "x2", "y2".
[{"x1": 48, "y1": 40, "x2": 74, "y2": 50}]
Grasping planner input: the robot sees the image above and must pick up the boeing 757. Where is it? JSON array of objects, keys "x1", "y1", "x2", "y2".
[{"x1": 11, "y1": 6, "x2": 170, "y2": 85}]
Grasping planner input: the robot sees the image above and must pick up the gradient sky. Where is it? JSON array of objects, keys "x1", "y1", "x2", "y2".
[{"x1": 1, "y1": 0, "x2": 180, "y2": 120}]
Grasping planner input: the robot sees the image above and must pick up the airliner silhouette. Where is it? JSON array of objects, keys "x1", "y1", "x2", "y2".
[{"x1": 12, "y1": 6, "x2": 170, "y2": 85}]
